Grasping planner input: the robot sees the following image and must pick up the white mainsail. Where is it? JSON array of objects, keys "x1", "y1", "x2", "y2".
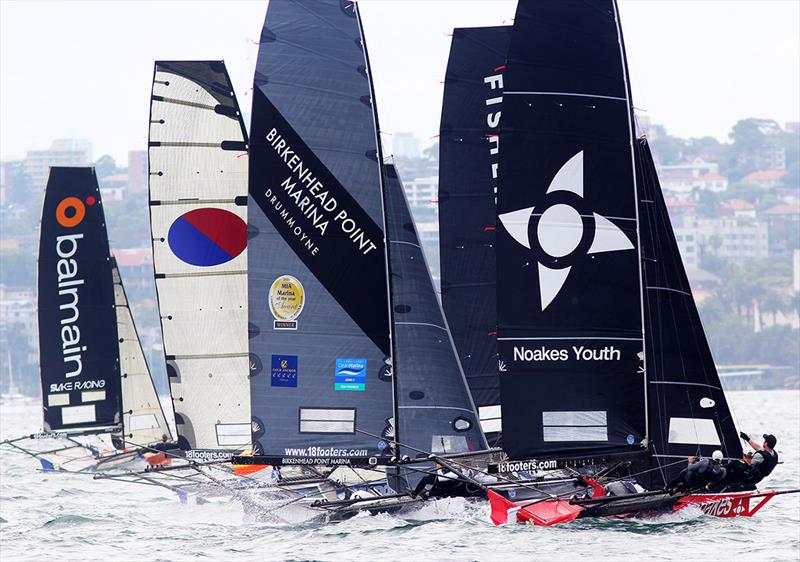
[{"x1": 148, "y1": 61, "x2": 250, "y2": 452}]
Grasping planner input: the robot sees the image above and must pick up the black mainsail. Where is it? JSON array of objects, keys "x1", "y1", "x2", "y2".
[
  {"x1": 496, "y1": 0, "x2": 646, "y2": 461},
  {"x1": 247, "y1": 0, "x2": 394, "y2": 464},
  {"x1": 38, "y1": 167, "x2": 122, "y2": 433},
  {"x1": 636, "y1": 137, "x2": 742, "y2": 488},
  {"x1": 385, "y1": 163, "x2": 486, "y2": 488},
  {"x1": 439, "y1": 26, "x2": 511, "y2": 444}
]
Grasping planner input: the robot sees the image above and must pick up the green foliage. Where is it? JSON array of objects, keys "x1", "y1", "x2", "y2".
[
  {"x1": 720, "y1": 182, "x2": 761, "y2": 203},
  {"x1": 423, "y1": 141, "x2": 439, "y2": 162},
  {"x1": 650, "y1": 135, "x2": 686, "y2": 164},
  {"x1": 696, "y1": 189, "x2": 720, "y2": 217},
  {"x1": 94, "y1": 154, "x2": 119, "y2": 179}
]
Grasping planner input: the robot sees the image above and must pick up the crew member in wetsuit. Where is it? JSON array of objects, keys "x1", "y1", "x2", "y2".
[
  {"x1": 723, "y1": 432, "x2": 779, "y2": 488},
  {"x1": 668, "y1": 450, "x2": 727, "y2": 493}
]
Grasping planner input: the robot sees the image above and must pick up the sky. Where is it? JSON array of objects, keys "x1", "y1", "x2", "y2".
[{"x1": 1, "y1": 0, "x2": 798, "y2": 164}]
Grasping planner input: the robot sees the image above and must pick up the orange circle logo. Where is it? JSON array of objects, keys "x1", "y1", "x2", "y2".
[{"x1": 56, "y1": 197, "x2": 86, "y2": 228}]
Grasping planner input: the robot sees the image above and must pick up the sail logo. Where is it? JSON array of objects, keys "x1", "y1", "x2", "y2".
[
  {"x1": 167, "y1": 208, "x2": 246, "y2": 267},
  {"x1": 335, "y1": 358, "x2": 367, "y2": 391},
  {"x1": 484, "y1": 70, "x2": 504, "y2": 202},
  {"x1": 56, "y1": 196, "x2": 93, "y2": 228},
  {"x1": 54, "y1": 195, "x2": 97, "y2": 380},
  {"x1": 271, "y1": 354, "x2": 298, "y2": 388},
  {"x1": 269, "y1": 275, "x2": 305, "y2": 330},
  {"x1": 498, "y1": 151, "x2": 635, "y2": 310}
]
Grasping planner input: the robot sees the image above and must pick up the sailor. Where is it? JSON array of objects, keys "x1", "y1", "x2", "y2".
[
  {"x1": 668, "y1": 450, "x2": 727, "y2": 493},
  {"x1": 149, "y1": 434, "x2": 176, "y2": 453},
  {"x1": 727, "y1": 432, "x2": 779, "y2": 485}
]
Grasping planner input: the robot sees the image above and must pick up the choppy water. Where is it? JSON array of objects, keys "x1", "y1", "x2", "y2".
[{"x1": 1, "y1": 390, "x2": 799, "y2": 561}]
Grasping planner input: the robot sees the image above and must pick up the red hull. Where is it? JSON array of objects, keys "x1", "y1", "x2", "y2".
[{"x1": 489, "y1": 489, "x2": 777, "y2": 526}]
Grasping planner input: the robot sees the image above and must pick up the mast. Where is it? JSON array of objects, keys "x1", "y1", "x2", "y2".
[
  {"x1": 612, "y1": 0, "x2": 650, "y2": 445},
  {"x1": 37, "y1": 167, "x2": 122, "y2": 433},
  {"x1": 438, "y1": 25, "x2": 512, "y2": 444},
  {"x1": 148, "y1": 60, "x2": 251, "y2": 456},
  {"x1": 354, "y1": 1, "x2": 399, "y2": 454}
]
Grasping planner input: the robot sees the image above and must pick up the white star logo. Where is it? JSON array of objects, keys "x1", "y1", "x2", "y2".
[{"x1": 498, "y1": 151, "x2": 635, "y2": 311}]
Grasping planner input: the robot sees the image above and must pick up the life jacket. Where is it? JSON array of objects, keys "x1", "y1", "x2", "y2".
[{"x1": 753, "y1": 449, "x2": 778, "y2": 480}]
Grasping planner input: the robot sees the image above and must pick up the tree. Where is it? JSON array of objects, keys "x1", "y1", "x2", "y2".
[
  {"x1": 423, "y1": 142, "x2": 439, "y2": 163},
  {"x1": 94, "y1": 154, "x2": 118, "y2": 179},
  {"x1": 696, "y1": 189, "x2": 720, "y2": 217},
  {"x1": 649, "y1": 134, "x2": 686, "y2": 165},
  {"x1": 727, "y1": 118, "x2": 783, "y2": 181}
]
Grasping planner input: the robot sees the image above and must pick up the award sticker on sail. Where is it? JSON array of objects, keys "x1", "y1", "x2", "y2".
[{"x1": 269, "y1": 275, "x2": 305, "y2": 330}]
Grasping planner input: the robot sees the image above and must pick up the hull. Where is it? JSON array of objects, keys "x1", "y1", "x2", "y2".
[{"x1": 489, "y1": 489, "x2": 777, "y2": 526}]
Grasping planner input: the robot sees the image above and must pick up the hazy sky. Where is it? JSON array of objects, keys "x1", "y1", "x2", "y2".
[{"x1": 1, "y1": 0, "x2": 798, "y2": 164}]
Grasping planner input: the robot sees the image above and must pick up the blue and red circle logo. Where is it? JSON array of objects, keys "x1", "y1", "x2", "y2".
[{"x1": 168, "y1": 208, "x2": 246, "y2": 267}]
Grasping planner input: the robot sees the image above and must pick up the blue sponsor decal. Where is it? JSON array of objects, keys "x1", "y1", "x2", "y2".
[
  {"x1": 335, "y1": 358, "x2": 366, "y2": 391},
  {"x1": 271, "y1": 355, "x2": 298, "y2": 388},
  {"x1": 627, "y1": 434, "x2": 635, "y2": 445},
  {"x1": 377, "y1": 440, "x2": 387, "y2": 451}
]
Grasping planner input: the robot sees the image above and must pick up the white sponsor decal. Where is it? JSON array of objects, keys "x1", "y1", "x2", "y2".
[
  {"x1": 55, "y1": 233, "x2": 89, "y2": 378},
  {"x1": 264, "y1": 127, "x2": 378, "y2": 256},
  {"x1": 512, "y1": 345, "x2": 622, "y2": 362}
]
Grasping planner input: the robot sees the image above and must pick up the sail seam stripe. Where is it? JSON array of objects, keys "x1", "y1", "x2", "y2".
[
  {"x1": 155, "y1": 270, "x2": 246, "y2": 279},
  {"x1": 505, "y1": 91, "x2": 627, "y2": 101},
  {"x1": 390, "y1": 240, "x2": 421, "y2": 249},
  {"x1": 151, "y1": 96, "x2": 216, "y2": 110},
  {"x1": 395, "y1": 321, "x2": 447, "y2": 331},
  {"x1": 531, "y1": 212, "x2": 636, "y2": 222},
  {"x1": 166, "y1": 353, "x2": 249, "y2": 360},
  {"x1": 646, "y1": 286, "x2": 692, "y2": 297},
  {"x1": 649, "y1": 381, "x2": 721, "y2": 390},
  {"x1": 397, "y1": 406, "x2": 476, "y2": 414},
  {"x1": 150, "y1": 142, "x2": 224, "y2": 148},
  {"x1": 150, "y1": 199, "x2": 240, "y2": 205},
  {"x1": 497, "y1": 336, "x2": 642, "y2": 341}
]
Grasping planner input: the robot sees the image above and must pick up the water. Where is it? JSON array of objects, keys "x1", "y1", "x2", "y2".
[{"x1": 1, "y1": 390, "x2": 798, "y2": 561}]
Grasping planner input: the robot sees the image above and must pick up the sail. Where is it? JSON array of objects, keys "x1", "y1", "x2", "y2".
[
  {"x1": 247, "y1": 0, "x2": 394, "y2": 464},
  {"x1": 496, "y1": 0, "x2": 646, "y2": 460},
  {"x1": 438, "y1": 26, "x2": 511, "y2": 443},
  {"x1": 148, "y1": 61, "x2": 250, "y2": 454},
  {"x1": 38, "y1": 167, "x2": 121, "y2": 432},
  {"x1": 386, "y1": 164, "x2": 486, "y2": 466},
  {"x1": 111, "y1": 258, "x2": 172, "y2": 447},
  {"x1": 636, "y1": 138, "x2": 742, "y2": 488}
]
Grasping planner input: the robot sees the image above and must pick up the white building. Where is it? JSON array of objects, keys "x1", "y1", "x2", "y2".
[
  {"x1": 392, "y1": 132, "x2": 421, "y2": 159},
  {"x1": 677, "y1": 215, "x2": 769, "y2": 264},
  {"x1": 658, "y1": 159, "x2": 728, "y2": 195},
  {"x1": 404, "y1": 176, "x2": 438, "y2": 208},
  {"x1": 25, "y1": 139, "x2": 92, "y2": 192},
  {"x1": 128, "y1": 150, "x2": 148, "y2": 193},
  {"x1": 0, "y1": 285, "x2": 38, "y2": 364},
  {"x1": 672, "y1": 228, "x2": 700, "y2": 268}
]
